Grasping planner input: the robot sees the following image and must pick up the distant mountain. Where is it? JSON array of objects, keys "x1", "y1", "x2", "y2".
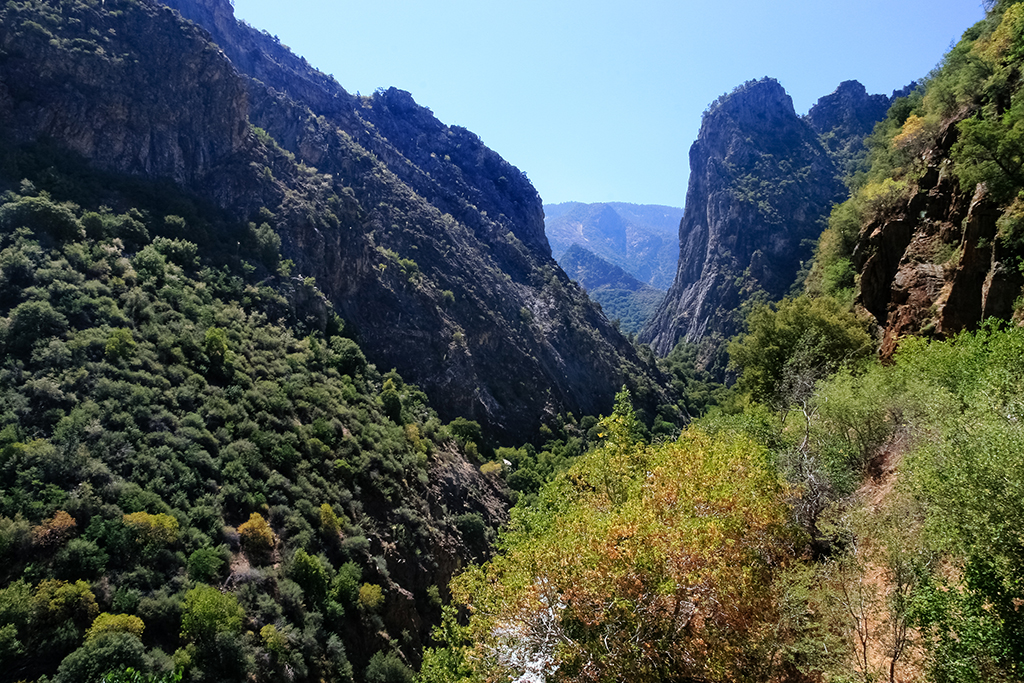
[
  {"x1": 545, "y1": 202, "x2": 682, "y2": 290},
  {"x1": 559, "y1": 244, "x2": 666, "y2": 335}
]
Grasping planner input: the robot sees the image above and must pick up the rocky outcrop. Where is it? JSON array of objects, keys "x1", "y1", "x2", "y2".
[
  {"x1": 641, "y1": 79, "x2": 846, "y2": 367},
  {"x1": 854, "y1": 120, "x2": 1024, "y2": 356},
  {"x1": 0, "y1": 0, "x2": 250, "y2": 196},
  {"x1": 807, "y1": 80, "x2": 901, "y2": 173}
]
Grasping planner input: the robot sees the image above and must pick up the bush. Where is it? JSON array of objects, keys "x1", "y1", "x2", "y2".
[
  {"x1": 237, "y1": 513, "x2": 274, "y2": 559},
  {"x1": 122, "y1": 512, "x2": 179, "y2": 547},
  {"x1": 364, "y1": 650, "x2": 414, "y2": 683},
  {"x1": 357, "y1": 583, "x2": 384, "y2": 612},
  {"x1": 86, "y1": 613, "x2": 145, "y2": 642},
  {"x1": 180, "y1": 585, "x2": 243, "y2": 644},
  {"x1": 186, "y1": 548, "x2": 226, "y2": 584},
  {"x1": 54, "y1": 632, "x2": 146, "y2": 683}
]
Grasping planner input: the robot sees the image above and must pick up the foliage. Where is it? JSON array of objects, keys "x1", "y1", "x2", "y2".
[
  {"x1": 86, "y1": 612, "x2": 146, "y2": 642},
  {"x1": 237, "y1": 512, "x2": 275, "y2": 559},
  {"x1": 448, "y1": 397, "x2": 807, "y2": 682},
  {"x1": 892, "y1": 323, "x2": 1024, "y2": 680},
  {"x1": 728, "y1": 295, "x2": 873, "y2": 411},
  {"x1": 0, "y1": 177, "x2": 489, "y2": 681},
  {"x1": 122, "y1": 512, "x2": 179, "y2": 547},
  {"x1": 180, "y1": 585, "x2": 243, "y2": 644}
]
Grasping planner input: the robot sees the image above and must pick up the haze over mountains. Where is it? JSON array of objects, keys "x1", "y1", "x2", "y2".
[{"x1": 544, "y1": 201, "x2": 682, "y2": 291}]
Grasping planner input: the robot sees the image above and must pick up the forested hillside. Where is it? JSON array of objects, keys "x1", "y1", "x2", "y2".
[
  {"x1": 0, "y1": 175, "x2": 514, "y2": 682},
  {"x1": 0, "y1": 0, "x2": 671, "y2": 446},
  {"x1": 557, "y1": 245, "x2": 665, "y2": 335}
]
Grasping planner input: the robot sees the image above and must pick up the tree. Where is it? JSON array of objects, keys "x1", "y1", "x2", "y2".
[
  {"x1": 728, "y1": 295, "x2": 872, "y2": 414},
  {"x1": 237, "y1": 512, "x2": 275, "y2": 560},
  {"x1": 180, "y1": 585, "x2": 243, "y2": 645},
  {"x1": 449, "y1": 426, "x2": 807, "y2": 683}
]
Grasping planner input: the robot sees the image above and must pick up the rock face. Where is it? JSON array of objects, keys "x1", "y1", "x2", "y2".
[
  {"x1": 0, "y1": 0, "x2": 668, "y2": 440},
  {"x1": 854, "y1": 120, "x2": 1023, "y2": 356},
  {"x1": 807, "y1": 80, "x2": 900, "y2": 174},
  {"x1": 545, "y1": 202, "x2": 683, "y2": 290},
  {"x1": 641, "y1": 79, "x2": 846, "y2": 366},
  {"x1": 559, "y1": 244, "x2": 666, "y2": 335},
  {"x1": 0, "y1": 0, "x2": 251, "y2": 196}
]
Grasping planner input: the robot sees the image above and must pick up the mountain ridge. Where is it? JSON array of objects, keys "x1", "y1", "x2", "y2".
[{"x1": 544, "y1": 201, "x2": 682, "y2": 290}]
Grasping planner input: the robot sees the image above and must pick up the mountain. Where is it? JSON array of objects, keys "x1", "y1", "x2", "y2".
[
  {"x1": 0, "y1": 0, "x2": 670, "y2": 443},
  {"x1": 558, "y1": 244, "x2": 666, "y2": 335},
  {"x1": 807, "y1": 79, "x2": 910, "y2": 177},
  {"x1": 0, "y1": 0, "x2": 679, "y2": 680},
  {"x1": 640, "y1": 78, "x2": 848, "y2": 368},
  {"x1": 544, "y1": 202, "x2": 682, "y2": 290},
  {"x1": 810, "y1": 2, "x2": 1024, "y2": 359}
]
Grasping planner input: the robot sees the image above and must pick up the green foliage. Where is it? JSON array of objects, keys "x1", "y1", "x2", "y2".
[
  {"x1": 289, "y1": 549, "x2": 329, "y2": 604},
  {"x1": 358, "y1": 583, "x2": 385, "y2": 612},
  {"x1": 103, "y1": 667, "x2": 183, "y2": 683},
  {"x1": 365, "y1": 650, "x2": 415, "y2": 683},
  {"x1": 86, "y1": 613, "x2": 145, "y2": 642},
  {"x1": 54, "y1": 632, "x2": 146, "y2": 683},
  {"x1": 180, "y1": 585, "x2": 243, "y2": 644},
  {"x1": 122, "y1": 512, "x2": 179, "y2": 547},
  {"x1": 186, "y1": 548, "x2": 226, "y2": 584},
  {"x1": 658, "y1": 341, "x2": 727, "y2": 418},
  {"x1": 0, "y1": 177, "x2": 481, "y2": 680},
  {"x1": 728, "y1": 295, "x2": 872, "y2": 410},
  {"x1": 891, "y1": 323, "x2": 1024, "y2": 680}
]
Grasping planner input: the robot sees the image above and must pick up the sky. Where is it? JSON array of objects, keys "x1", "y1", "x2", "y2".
[{"x1": 230, "y1": 0, "x2": 986, "y2": 207}]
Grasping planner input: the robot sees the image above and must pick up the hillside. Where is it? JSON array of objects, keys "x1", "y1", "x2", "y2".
[
  {"x1": 558, "y1": 244, "x2": 665, "y2": 335},
  {"x1": 0, "y1": 0, "x2": 671, "y2": 445},
  {"x1": 544, "y1": 202, "x2": 682, "y2": 290},
  {"x1": 807, "y1": 2, "x2": 1024, "y2": 357},
  {"x1": 426, "y1": 7, "x2": 1024, "y2": 681}
]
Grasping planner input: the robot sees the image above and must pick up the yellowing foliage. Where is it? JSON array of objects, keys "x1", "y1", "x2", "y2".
[
  {"x1": 86, "y1": 612, "x2": 145, "y2": 641},
  {"x1": 358, "y1": 583, "x2": 384, "y2": 612},
  {"x1": 450, "y1": 426, "x2": 805, "y2": 683},
  {"x1": 122, "y1": 512, "x2": 179, "y2": 546},
  {"x1": 30, "y1": 510, "x2": 76, "y2": 548},
  {"x1": 237, "y1": 512, "x2": 275, "y2": 556}
]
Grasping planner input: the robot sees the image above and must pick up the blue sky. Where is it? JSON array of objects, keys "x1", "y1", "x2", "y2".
[{"x1": 231, "y1": 0, "x2": 985, "y2": 207}]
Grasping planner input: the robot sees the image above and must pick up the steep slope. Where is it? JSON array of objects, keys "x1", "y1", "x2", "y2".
[
  {"x1": 0, "y1": 0, "x2": 670, "y2": 442},
  {"x1": 823, "y1": 3, "x2": 1024, "y2": 357},
  {"x1": 559, "y1": 244, "x2": 666, "y2": 335},
  {"x1": 0, "y1": 186, "x2": 509, "y2": 680},
  {"x1": 640, "y1": 79, "x2": 846, "y2": 367},
  {"x1": 807, "y1": 80, "x2": 906, "y2": 176},
  {"x1": 544, "y1": 202, "x2": 682, "y2": 290}
]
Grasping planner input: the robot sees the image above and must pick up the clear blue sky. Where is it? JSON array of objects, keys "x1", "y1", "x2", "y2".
[{"x1": 231, "y1": 0, "x2": 985, "y2": 207}]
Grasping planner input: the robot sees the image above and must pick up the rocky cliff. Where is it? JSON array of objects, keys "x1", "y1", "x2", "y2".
[
  {"x1": 0, "y1": 0, "x2": 669, "y2": 441},
  {"x1": 640, "y1": 79, "x2": 847, "y2": 366},
  {"x1": 854, "y1": 120, "x2": 1024, "y2": 357},
  {"x1": 833, "y1": 5, "x2": 1024, "y2": 358},
  {"x1": 807, "y1": 80, "x2": 905, "y2": 176}
]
